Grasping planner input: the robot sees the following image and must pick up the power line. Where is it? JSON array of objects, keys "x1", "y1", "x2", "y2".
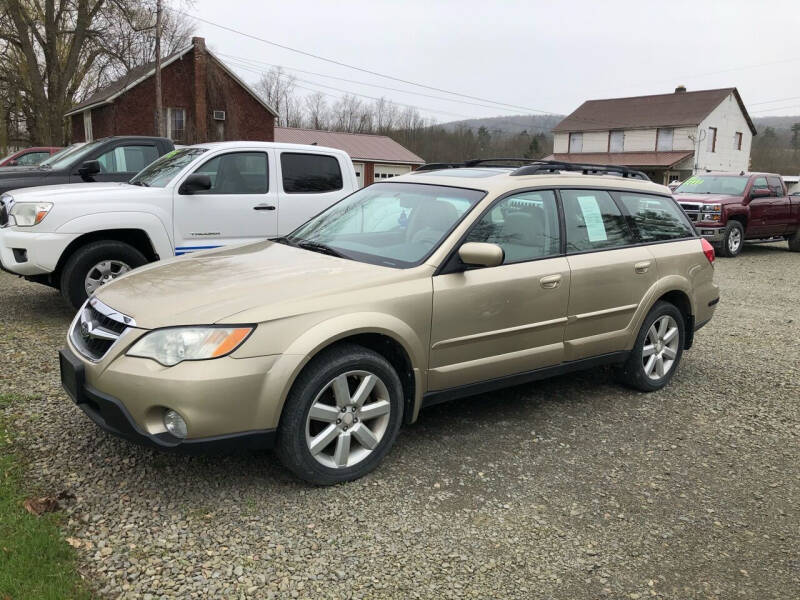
[
  {"x1": 218, "y1": 52, "x2": 533, "y2": 115},
  {"x1": 169, "y1": 7, "x2": 559, "y2": 115}
]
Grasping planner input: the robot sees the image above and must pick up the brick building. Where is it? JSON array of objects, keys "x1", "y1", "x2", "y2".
[{"x1": 65, "y1": 37, "x2": 277, "y2": 144}]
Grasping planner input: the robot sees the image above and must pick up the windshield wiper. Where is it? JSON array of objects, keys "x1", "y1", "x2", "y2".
[
  {"x1": 295, "y1": 239, "x2": 347, "y2": 258},
  {"x1": 130, "y1": 180, "x2": 149, "y2": 187}
]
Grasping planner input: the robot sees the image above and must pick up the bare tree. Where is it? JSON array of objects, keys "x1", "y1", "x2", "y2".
[
  {"x1": 254, "y1": 67, "x2": 301, "y2": 127},
  {"x1": 304, "y1": 91, "x2": 329, "y2": 130}
]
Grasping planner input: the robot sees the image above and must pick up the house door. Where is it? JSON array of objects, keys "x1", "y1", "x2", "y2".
[{"x1": 353, "y1": 162, "x2": 365, "y2": 188}]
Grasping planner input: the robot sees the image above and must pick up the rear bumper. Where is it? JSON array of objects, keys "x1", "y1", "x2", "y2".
[{"x1": 59, "y1": 346, "x2": 276, "y2": 453}]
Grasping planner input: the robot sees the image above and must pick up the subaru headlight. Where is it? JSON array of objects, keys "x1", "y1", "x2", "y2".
[
  {"x1": 9, "y1": 201, "x2": 53, "y2": 226},
  {"x1": 127, "y1": 326, "x2": 254, "y2": 366}
]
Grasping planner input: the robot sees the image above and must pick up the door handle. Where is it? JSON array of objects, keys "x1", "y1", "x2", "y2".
[
  {"x1": 253, "y1": 204, "x2": 276, "y2": 211},
  {"x1": 634, "y1": 261, "x2": 652, "y2": 274},
  {"x1": 539, "y1": 274, "x2": 562, "y2": 289}
]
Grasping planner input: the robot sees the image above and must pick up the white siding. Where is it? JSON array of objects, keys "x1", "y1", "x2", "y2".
[
  {"x1": 673, "y1": 126, "x2": 695, "y2": 151},
  {"x1": 695, "y1": 93, "x2": 752, "y2": 172},
  {"x1": 553, "y1": 132, "x2": 568, "y2": 153},
  {"x1": 622, "y1": 128, "x2": 657, "y2": 151}
]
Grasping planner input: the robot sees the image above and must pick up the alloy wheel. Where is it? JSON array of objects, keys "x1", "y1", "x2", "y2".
[
  {"x1": 728, "y1": 228, "x2": 742, "y2": 254},
  {"x1": 84, "y1": 260, "x2": 131, "y2": 295},
  {"x1": 305, "y1": 370, "x2": 391, "y2": 469},
  {"x1": 642, "y1": 315, "x2": 680, "y2": 380}
]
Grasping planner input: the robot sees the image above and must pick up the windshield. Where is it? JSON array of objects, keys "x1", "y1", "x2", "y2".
[
  {"x1": 129, "y1": 148, "x2": 208, "y2": 187},
  {"x1": 675, "y1": 175, "x2": 749, "y2": 195},
  {"x1": 44, "y1": 139, "x2": 107, "y2": 170},
  {"x1": 284, "y1": 182, "x2": 485, "y2": 268},
  {"x1": 40, "y1": 143, "x2": 86, "y2": 167}
]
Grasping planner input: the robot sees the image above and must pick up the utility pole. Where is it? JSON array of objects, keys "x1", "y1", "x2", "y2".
[{"x1": 154, "y1": 0, "x2": 163, "y2": 137}]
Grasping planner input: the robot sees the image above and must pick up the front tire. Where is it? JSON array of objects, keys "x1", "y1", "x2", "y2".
[
  {"x1": 717, "y1": 221, "x2": 744, "y2": 257},
  {"x1": 276, "y1": 343, "x2": 404, "y2": 485},
  {"x1": 614, "y1": 301, "x2": 685, "y2": 392},
  {"x1": 59, "y1": 241, "x2": 147, "y2": 309}
]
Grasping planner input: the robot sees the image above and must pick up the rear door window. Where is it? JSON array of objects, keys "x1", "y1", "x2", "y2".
[
  {"x1": 97, "y1": 145, "x2": 158, "y2": 173},
  {"x1": 280, "y1": 153, "x2": 343, "y2": 193},
  {"x1": 561, "y1": 189, "x2": 635, "y2": 253},
  {"x1": 617, "y1": 193, "x2": 694, "y2": 242}
]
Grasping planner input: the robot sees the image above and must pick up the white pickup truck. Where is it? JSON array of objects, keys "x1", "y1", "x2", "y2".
[{"x1": 0, "y1": 142, "x2": 358, "y2": 308}]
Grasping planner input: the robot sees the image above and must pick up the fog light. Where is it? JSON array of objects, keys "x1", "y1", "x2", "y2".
[{"x1": 164, "y1": 409, "x2": 187, "y2": 439}]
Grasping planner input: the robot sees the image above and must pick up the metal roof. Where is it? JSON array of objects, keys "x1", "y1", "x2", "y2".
[
  {"x1": 553, "y1": 88, "x2": 756, "y2": 136},
  {"x1": 274, "y1": 127, "x2": 424, "y2": 165},
  {"x1": 548, "y1": 151, "x2": 694, "y2": 168}
]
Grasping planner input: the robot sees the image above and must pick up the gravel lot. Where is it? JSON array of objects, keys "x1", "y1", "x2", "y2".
[{"x1": 1, "y1": 242, "x2": 798, "y2": 599}]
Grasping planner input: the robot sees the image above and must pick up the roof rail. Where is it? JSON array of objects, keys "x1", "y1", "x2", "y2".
[
  {"x1": 416, "y1": 157, "x2": 539, "y2": 172},
  {"x1": 510, "y1": 160, "x2": 651, "y2": 181}
]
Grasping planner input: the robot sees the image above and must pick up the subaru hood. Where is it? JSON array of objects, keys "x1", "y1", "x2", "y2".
[{"x1": 94, "y1": 241, "x2": 431, "y2": 329}]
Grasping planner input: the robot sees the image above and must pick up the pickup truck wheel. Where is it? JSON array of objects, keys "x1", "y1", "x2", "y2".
[
  {"x1": 276, "y1": 343, "x2": 404, "y2": 485},
  {"x1": 718, "y1": 221, "x2": 744, "y2": 257},
  {"x1": 614, "y1": 301, "x2": 685, "y2": 392},
  {"x1": 788, "y1": 228, "x2": 800, "y2": 252},
  {"x1": 60, "y1": 241, "x2": 147, "y2": 309}
]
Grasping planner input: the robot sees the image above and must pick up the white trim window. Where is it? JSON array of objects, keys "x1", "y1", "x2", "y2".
[
  {"x1": 165, "y1": 107, "x2": 186, "y2": 143},
  {"x1": 656, "y1": 128, "x2": 674, "y2": 151},
  {"x1": 568, "y1": 132, "x2": 583, "y2": 153},
  {"x1": 83, "y1": 110, "x2": 93, "y2": 142},
  {"x1": 609, "y1": 130, "x2": 624, "y2": 152}
]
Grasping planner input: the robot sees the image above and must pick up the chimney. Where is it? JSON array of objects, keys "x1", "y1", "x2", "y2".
[
  {"x1": 192, "y1": 37, "x2": 207, "y2": 143},
  {"x1": 675, "y1": 85, "x2": 687, "y2": 93}
]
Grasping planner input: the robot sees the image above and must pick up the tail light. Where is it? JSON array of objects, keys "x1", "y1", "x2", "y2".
[{"x1": 701, "y1": 238, "x2": 715, "y2": 264}]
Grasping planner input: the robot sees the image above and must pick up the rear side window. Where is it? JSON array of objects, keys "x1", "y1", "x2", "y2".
[
  {"x1": 281, "y1": 153, "x2": 343, "y2": 194},
  {"x1": 466, "y1": 191, "x2": 560, "y2": 263},
  {"x1": 97, "y1": 145, "x2": 158, "y2": 173},
  {"x1": 561, "y1": 189, "x2": 635, "y2": 253},
  {"x1": 618, "y1": 194, "x2": 694, "y2": 242},
  {"x1": 752, "y1": 177, "x2": 768, "y2": 191},
  {"x1": 193, "y1": 152, "x2": 268, "y2": 195}
]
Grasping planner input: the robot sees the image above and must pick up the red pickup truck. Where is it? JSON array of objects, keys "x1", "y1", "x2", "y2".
[{"x1": 673, "y1": 172, "x2": 800, "y2": 257}]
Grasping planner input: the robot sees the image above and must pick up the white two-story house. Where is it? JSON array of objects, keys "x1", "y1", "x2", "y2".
[{"x1": 549, "y1": 87, "x2": 756, "y2": 185}]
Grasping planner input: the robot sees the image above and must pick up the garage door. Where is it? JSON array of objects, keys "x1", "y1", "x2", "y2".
[
  {"x1": 374, "y1": 164, "x2": 412, "y2": 181},
  {"x1": 353, "y1": 162, "x2": 365, "y2": 188}
]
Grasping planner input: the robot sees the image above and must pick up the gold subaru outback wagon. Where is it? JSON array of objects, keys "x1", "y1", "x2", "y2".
[{"x1": 60, "y1": 161, "x2": 719, "y2": 484}]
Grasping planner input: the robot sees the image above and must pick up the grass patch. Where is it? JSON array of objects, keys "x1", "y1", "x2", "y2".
[{"x1": 0, "y1": 394, "x2": 90, "y2": 599}]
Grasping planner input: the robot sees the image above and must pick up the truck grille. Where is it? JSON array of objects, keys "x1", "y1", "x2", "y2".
[
  {"x1": 679, "y1": 202, "x2": 701, "y2": 222},
  {"x1": 69, "y1": 298, "x2": 135, "y2": 361}
]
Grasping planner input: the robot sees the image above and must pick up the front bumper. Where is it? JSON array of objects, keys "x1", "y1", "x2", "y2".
[
  {"x1": 693, "y1": 226, "x2": 725, "y2": 243},
  {"x1": 59, "y1": 345, "x2": 277, "y2": 453},
  {"x1": 0, "y1": 228, "x2": 77, "y2": 276}
]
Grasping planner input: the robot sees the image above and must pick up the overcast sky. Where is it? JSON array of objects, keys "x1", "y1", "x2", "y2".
[{"x1": 188, "y1": 0, "x2": 800, "y2": 123}]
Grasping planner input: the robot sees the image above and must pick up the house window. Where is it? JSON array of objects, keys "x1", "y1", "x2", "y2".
[
  {"x1": 707, "y1": 127, "x2": 717, "y2": 153},
  {"x1": 656, "y1": 128, "x2": 674, "y2": 151},
  {"x1": 165, "y1": 108, "x2": 186, "y2": 142},
  {"x1": 735, "y1": 131, "x2": 743, "y2": 150},
  {"x1": 609, "y1": 130, "x2": 624, "y2": 152},
  {"x1": 83, "y1": 110, "x2": 93, "y2": 142},
  {"x1": 568, "y1": 132, "x2": 583, "y2": 153}
]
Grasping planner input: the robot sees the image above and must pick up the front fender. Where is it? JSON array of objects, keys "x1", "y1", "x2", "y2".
[
  {"x1": 254, "y1": 312, "x2": 428, "y2": 428},
  {"x1": 56, "y1": 212, "x2": 173, "y2": 259}
]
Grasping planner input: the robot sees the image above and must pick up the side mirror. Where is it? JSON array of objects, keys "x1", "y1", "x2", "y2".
[
  {"x1": 179, "y1": 173, "x2": 212, "y2": 195},
  {"x1": 750, "y1": 188, "x2": 771, "y2": 199},
  {"x1": 78, "y1": 159, "x2": 101, "y2": 179},
  {"x1": 458, "y1": 242, "x2": 504, "y2": 268}
]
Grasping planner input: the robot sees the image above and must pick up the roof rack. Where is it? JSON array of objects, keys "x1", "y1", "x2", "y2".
[
  {"x1": 510, "y1": 160, "x2": 650, "y2": 181},
  {"x1": 416, "y1": 157, "x2": 539, "y2": 172}
]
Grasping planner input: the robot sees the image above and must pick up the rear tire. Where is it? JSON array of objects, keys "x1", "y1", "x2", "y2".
[
  {"x1": 717, "y1": 221, "x2": 744, "y2": 257},
  {"x1": 59, "y1": 241, "x2": 147, "y2": 310},
  {"x1": 614, "y1": 301, "x2": 685, "y2": 392},
  {"x1": 788, "y1": 228, "x2": 800, "y2": 252},
  {"x1": 276, "y1": 343, "x2": 404, "y2": 485}
]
